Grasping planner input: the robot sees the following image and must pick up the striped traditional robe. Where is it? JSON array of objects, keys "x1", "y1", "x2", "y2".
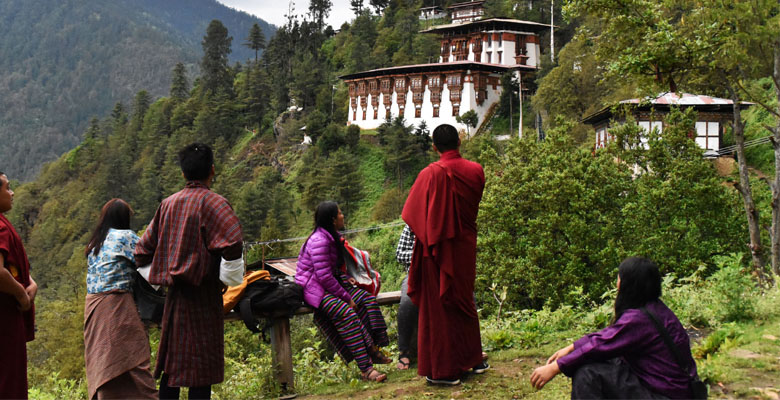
[{"x1": 135, "y1": 181, "x2": 242, "y2": 387}]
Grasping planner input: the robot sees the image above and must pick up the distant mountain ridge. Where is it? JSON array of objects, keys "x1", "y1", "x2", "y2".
[{"x1": 0, "y1": 0, "x2": 274, "y2": 180}]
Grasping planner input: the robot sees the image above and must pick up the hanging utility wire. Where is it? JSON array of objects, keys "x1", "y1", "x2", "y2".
[
  {"x1": 243, "y1": 221, "x2": 406, "y2": 248},
  {"x1": 717, "y1": 136, "x2": 772, "y2": 156}
]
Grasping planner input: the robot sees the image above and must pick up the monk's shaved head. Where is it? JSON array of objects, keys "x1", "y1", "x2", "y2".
[{"x1": 433, "y1": 124, "x2": 459, "y2": 152}]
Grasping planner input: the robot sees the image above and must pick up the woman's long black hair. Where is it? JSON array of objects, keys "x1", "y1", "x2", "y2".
[
  {"x1": 313, "y1": 201, "x2": 346, "y2": 267},
  {"x1": 613, "y1": 256, "x2": 662, "y2": 323},
  {"x1": 85, "y1": 198, "x2": 133, "y2": 257}
]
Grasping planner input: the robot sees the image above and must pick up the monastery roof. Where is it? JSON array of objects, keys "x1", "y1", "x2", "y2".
[
  {"x1": 421, "y1": 17, "x2": 553, "y2": 34},
  {"x1": 582, "y1": 92, "x2": 751, "y2": 125},
  {"x1": 447, "y1": 1, "x2": 486, "y2": 9},
  {"x1": 339, "y1": 61, "x2": 536, "y2": 80}
]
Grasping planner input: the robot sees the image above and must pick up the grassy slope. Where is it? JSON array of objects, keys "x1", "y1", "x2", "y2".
[{"x1": 293, "y1": 287, "x2": 780, "y2": 399}]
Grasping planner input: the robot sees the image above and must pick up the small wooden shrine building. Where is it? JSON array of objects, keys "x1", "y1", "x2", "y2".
[{"x1": 583, "y1": 93, "x2": 747, "y2": 152}]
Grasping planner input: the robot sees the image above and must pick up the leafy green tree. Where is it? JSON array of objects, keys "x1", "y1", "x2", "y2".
[
  {"x1": 170, "y1": 62, "x2": 190, "y2": 100},
  {"x1": 317, "y1": 123, "x2": 347, "y2": 156},
  {"x1": 346, "y1": 124, "x2": 361, "y2": 148},
  {"x1": 456, "y1": 110, "x2": 478, "y2": 136},
  {"x1": 244, "y1": 23, "x2": 266, "y2": 62},
  {"x1": 201, "y1": 19, "x2": 234, "y2": 96},
  {"x1": 478, "y1": 127, "x2": 633, "y2": 309},
  {"x1": 613, "y1": 108, "x2": 745, "y2": 277}
]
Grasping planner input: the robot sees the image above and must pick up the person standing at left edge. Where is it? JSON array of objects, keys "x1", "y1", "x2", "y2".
[
  {"x1": 0, "y1": 172, "x2": 38, "y2": 399},
  {"x1": 135, "y1": 144, "x2": 243, "y2": 400}
]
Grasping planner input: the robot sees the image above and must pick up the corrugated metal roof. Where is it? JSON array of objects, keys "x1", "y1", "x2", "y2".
[
  {"x1": 620, "y1": 92, "x2": 734, "y2": 106},
  {"x1": 582, "y1": 92, "x2": 752, "y2": 125}
]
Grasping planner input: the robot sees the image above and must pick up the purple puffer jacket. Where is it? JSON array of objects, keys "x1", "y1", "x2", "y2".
[{"x1": 295, "y1": 227, "x2": 353, "y2": 308}]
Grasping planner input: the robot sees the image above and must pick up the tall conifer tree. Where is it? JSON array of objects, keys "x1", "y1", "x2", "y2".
[
  {"x1": 201, "y1": 19, "x2": 233, "y2": 96},
  {"x1": 244, "y1": 23, "x2": 266, "y2": 62},
  {"x1": 170, "y1": 62, "x2": 190, "y2": 100}
]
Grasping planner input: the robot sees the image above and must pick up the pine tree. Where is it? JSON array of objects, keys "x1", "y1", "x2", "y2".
[
  {"x1": 170, "y1": 63, "x2": 190, "y2": 100},
  {"x1": 244, "y1": 23, "x2": 266, "y2": 62},
  {"x1": 201, "y1": 20, "x2": 233, "y2": 97},
  {"x1": 308, "y1": 0, "x2": 332, "y2": 30}
]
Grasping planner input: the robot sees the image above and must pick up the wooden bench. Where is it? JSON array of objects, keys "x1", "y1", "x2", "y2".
[{"x1": 225, "y1": 257, "x2": 401, "y2": 396}]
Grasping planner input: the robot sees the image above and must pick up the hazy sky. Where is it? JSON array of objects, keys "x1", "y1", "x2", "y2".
[{"x1": 217, "y1": 0, "x2": 355, "y2": 28}]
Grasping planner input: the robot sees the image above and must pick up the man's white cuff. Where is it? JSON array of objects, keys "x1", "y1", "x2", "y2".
[{"x1": 220, "y1": 256, "x2": 245, "y2": 287}]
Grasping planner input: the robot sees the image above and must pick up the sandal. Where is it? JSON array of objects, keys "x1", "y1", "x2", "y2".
[
  {"x1": 361, "y1": 367, "x2": 387, "y2": 382},
  {"x1": 397, "y1": 356, "x2": 411, "y2": 370},
  {"x1": 370, "y1": 348, "x2": 392, "y2": 364}
]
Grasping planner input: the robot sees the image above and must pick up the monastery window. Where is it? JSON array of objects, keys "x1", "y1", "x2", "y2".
[
  {"x1": 447, "y1": 75, "x2": 461, "y2": 87},
  {"x1": 431, "y1": 91, "x2": 441, "y2": 103},
  {"x1": 413, "y1": 92, "x2": 424, "y2": 103},
  {"x1": 498, "y1": 35, "x2": 502, "y2": 48},
  {"x1": 695, "y1": 121, "x2": 720, "y2": 150},
  {"x1": 415, "y1": 108, "x2": 421, "y2": 118},
  {"x1": 498, "y1": 51, "x2": 503, "y2": 64},
  {"x1": 395, "y1": 79, "x2": 406, "y2": 91},
  {"x1": 381, "y1": 79, "x2": 391, "y2": 90},
  {"x1": 411, "y1": 77, "x2": 423, "y2": 90},
  {"x1": 487, "y1": 35, "x2": 492, "y2": 48},
  {"x1": 595, "y1": 127, "x2": 608, "y2": 149},
  {"x1": 428, "y1": 75, "x2": 441, "y2": 88},
  {"x1": 369, "y1": 80, "x2": 378, "y2": 92},
  {"x1": 516, "y1": 35, "x2": 527, "y2": 55}
]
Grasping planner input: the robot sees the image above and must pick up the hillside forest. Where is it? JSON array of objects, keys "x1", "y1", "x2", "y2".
[
  {"x1": 0, "y1": 0, "x2": 274, "y2": 181},
  {"x1": 5, "y1": 0, "x2": 780, "y2": 398}
]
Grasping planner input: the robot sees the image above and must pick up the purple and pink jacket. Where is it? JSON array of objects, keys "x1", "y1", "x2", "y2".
[
  {"x1": 557, "y1": 300, "x2": 697, "y2": 399},
  {"x1": 295, "y1": 227, "x2": 352, "y2": 308}
]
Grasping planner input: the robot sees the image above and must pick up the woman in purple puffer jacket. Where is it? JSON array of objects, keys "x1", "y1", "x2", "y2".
[{"x1": 295, "y1": 201, "x2": 391, "y2": 382}]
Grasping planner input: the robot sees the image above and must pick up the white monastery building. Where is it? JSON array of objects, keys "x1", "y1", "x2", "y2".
[{"x1": 341, "y1": 16, "x2": 551, "y2": 134}]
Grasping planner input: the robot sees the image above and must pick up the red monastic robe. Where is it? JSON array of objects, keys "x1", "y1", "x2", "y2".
[
  {"x1": 0, "y1": 214, "x2": 34, "y2": 399},
  {"x1": 402, "y1": 149, "x2": 485, "y2": 380}
]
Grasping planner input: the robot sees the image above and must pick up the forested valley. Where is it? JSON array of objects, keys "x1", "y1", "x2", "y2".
[{"x1": 5, "y1": 0, "x2": 780, "y2": 398}]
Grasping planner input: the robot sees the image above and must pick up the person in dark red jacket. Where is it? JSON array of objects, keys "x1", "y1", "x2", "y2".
[
  {"x1": 0, "y1": 172, "x2": 37, "y2": 399},
  {"x1": 531, "y1": 257, "x2": 700, "y2": 399},
  {"x1": 295, "y1": 201, "x2": 391, "y2": 382},
  {"x1": 401, "y1": 124, "x2": 488, "y2": 386}
]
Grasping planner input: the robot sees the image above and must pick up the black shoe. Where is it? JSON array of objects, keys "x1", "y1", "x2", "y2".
[
  {"x1": 426, "y1": 376, "x2": 461, "y2": 386},
  {"x1": 472, "y1": 361, "x2": 490, "y2": 374}
]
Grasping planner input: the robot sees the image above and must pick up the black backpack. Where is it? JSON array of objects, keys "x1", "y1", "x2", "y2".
[
  {"x1": 132, "y1": 270, "x2": 166, "y2": 325},
  {"x1": 236, "y1": 276, "x2": 305, "y2": 336}
]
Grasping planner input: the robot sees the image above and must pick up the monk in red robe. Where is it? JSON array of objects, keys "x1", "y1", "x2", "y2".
[
  {"x1": 402, "y1": 124, "x2": 487, "y2": 385},
  {"x1": 0, "y1": 172, "x2": 37, "y2": 399},
  {"x1": 135, "y1": 144, "x2": 242, "y2": 400}
]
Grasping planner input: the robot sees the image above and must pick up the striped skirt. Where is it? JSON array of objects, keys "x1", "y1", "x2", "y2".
[{"x1": 313, "y1": 285, "x2": 390, "y2": 372}]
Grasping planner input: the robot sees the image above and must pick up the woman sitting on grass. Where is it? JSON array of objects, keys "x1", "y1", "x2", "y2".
[
  {"x1": 295, "y1": 201, "x2": 392, "y2": 382},
  {"x1": 530, "y1": 257, "x2": 700, "y2": 399}
]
